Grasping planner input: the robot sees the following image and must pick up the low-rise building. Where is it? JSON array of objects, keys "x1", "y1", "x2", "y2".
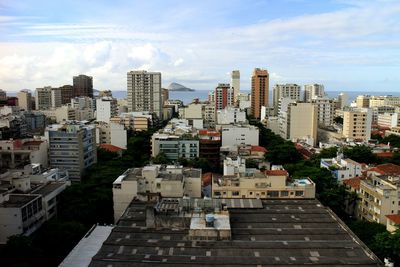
[
  {"x1": 377, "y1": 113, "x2": 399, "y2": 128},
  {"x1": 112, "y1": 165, "x2": 202, "y2": 222},
  {"x1": 217, "y1": 106, "x2": 246, "y2": 125},
  {"x1": 320, "y1": 153, "x2": 362, "y2": 181},
  {"x1": 0, "y1": 138, "x2": 48, "y2": 169},
  {"x1": 95, "y1": 122, "x2": 127, "y2": 149},
  {"x1": 342, "y1": 108, "x2": 372, "y2": 142},
  {"x1": 220, "y1": 124, "x2": 259, "y2": 147},
  {"x1": 385, "y1": 214, "x2": 400, "y2": 233},
  {"x1": 212, "y1": 158, "x2": 315, "y2": 199}
]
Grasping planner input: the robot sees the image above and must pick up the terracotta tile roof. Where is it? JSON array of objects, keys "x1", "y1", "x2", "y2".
[
  {"x1": 202, "y1": 172, "x2": 212, "y2": 186},
  {"x1": 376, "y1": 152, "x2": 394, "y2": 158},
  {"x1": 198, "y1": 130, "x2": 221, "y2": 137},
  {"x1": 343, "y1": 177, "x2": 362, "y2": 190},
  {"x1": 98, "y1": 144, "x2": 124, "y2": 152},
  {"x1": 22, "y1": 140, "x2": 44, "y2": 146},
  {"x1": 251, "y1": 145, "x2": 267, "y2": 153},
  {"x1": 369, "y1": 163, "x2": 400, "y2": 176},
  {"x1": 265, "y1": 170, "x2": 288, "y2": 176},
  {"x1": 386, "y1": 214, "x2": 400, "y2": 224}
]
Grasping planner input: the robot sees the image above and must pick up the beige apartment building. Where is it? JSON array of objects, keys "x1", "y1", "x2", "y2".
[
  {"x1": 358, "y1": 164, "x2": 400, "y2": 225},
  {"x1": 282, "y1": 102, "x2": 318, "y2": 146},
  {"x1": 356, "y1": 95, "x2": 371, "y2": 108},
  {"x1": 369, "y1": 95, "x2": 400, "y2": 107},
  {"x1": 342, "y1": 108, "x2": 372, "y2": 142},
  {"x1": 17, "y1": 90, "x2": 32, "y2": 111},
  {"x1": 127, "y1": 70, "x2": 162, "y2": 119},
  {"x1": 272, "y1": 84, "x2": 301, "y2": 115},
  {"x1": 35, "y1": 87, "x2": 52, "y2": 110},
  {"x1": 251, "y1": 68, "x2": 269, "y2": 119},
  {"x1": 112, "y1": 165, "x2": 202, "y2": 222},
  {"x1": 212, "y1": 169, "x2": 315, "y2": 199},
  {"x1": 110, "y1": 112, "x2": 151, "y2": 132},
  {"x1": 303, "y1": 84, "x2": 325, "y2": 102}
]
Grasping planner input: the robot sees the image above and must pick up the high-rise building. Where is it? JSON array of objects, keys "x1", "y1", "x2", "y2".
[
  {"x1": 272, "y1": 84, "x2": 301, "y2": 115},
  {"x1": 337, "y1": 92, "x2": 348, "y2": 109},
  {"x1": 59, "y1": 85, "x2": 74, "y2": 104},
  {"x1": 0, "y1": 89, "x2": 7, "y2": 101},
  {"x1": 73, "y1": 75, "x2": 93, "y2": 98},
  {"x1": 162, "y1": 88, "x2": 169, "y2": 105},
  {"x1": 304, "y1": 84, "x2": 325, "y2": 102},
  {"x1": 17, "y1": 89, "x2": 32, "y2": 111},
  {"x1": 343, "y1": 108, "x2": 372, "y2": 142},
  {"x1": 279, "y1": 102, "x2": 318, "y2": 146},
  {"x1": 231, "y1": 70, "x2": 240, "y2": 104},
  {"x1": 35, "y1": 87, "x2": 52, "y2": 110},
  {"x1": 251, "y1": 68, "x2": 269, "y2": 119},
  {"x1": 127, "y1": 70, "x2": 162, "y2": 119},
  {"x1": 46, "y1": 122, "x2": 97, "y2": 182},
  {"x1": 356, "y1": 95, "x2": 370, "y2": 108},
  {"x1": 96, "y1": 97, "x2": 118, "y2": 123},
  {"x1": 215, "y1": 83, "x2": 233, "y2": 110},
  {"x1": 311, "y1": 98, "x2": 335, "y2": 126}
]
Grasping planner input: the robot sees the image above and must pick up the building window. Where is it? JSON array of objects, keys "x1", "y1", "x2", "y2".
[
  {"x1": 280, "y1": 191, "x2": 289, "y2": 197},
  {"x1": 295, "y1": 191, "x2": 304, "y2": 197}
]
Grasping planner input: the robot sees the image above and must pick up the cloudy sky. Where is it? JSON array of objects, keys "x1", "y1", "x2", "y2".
[{"x1": 0, "y1": 0, "x2": 399, "y2": 92}]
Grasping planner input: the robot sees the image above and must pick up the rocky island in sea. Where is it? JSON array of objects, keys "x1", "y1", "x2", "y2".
[{"x1": 167, "y1": 82, "x2": 195, "y2": 91}]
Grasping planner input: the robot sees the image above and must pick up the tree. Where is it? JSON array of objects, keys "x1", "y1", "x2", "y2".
[
  {"x1": 343, "y1": 145, "x2": 378, "y2": 164},
  {"x1": 382, "y1": 134, "x2": 400, "y2": 148},
  {"x1": 372, "y1": 228, "x2": 400, "y2": 263},
  {"x1": 266, "y1": 142, "x2": 302, "y2": 165},
  {"x1": 152, "y1": 152, "x2": 171, "y2": 164},
  {"x1": 333, "y1": 116, "x2": 343, "y2": 124},
  {"x1": 245, "y1": 158, "x2": 259, "y2": 169}
]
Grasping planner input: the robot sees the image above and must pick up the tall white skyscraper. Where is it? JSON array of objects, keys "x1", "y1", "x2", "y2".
[
  {"x1": 231, "y1": 70, "x2": 240, "y2": 104},
  {"x1": 272, "y1": 84, "x2": 301, "y2": 115},
  {"x1": 127, "y1": 70, "x2": 162, "y2": 119},
  {"x1": 304, "y1": 84, "x2": 325, "y2": 102}
]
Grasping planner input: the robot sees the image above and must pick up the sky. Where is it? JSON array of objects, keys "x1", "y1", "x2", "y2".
[{"x1": 0, "y1": 0, "x2": 399, "y2": 92}]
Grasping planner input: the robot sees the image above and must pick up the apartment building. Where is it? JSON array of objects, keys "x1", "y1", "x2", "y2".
[
  {"x1": 220, "y1": 124, "x2": 259, "y2": 147},
  {"x1": 342, "y1": 108, "x2": 372, "y2": 142},
  {"x1": 279, "y1": 102, "x2": 318, "y2": 146},
  {"x1": 35, "y1": 87, "x2": 52, "y2": 110},
  {"x1": 215, "y1": 83, "x2": 233, "y2": 110},
  {"x1": 212, "y1": 158, "x2": 315, "y2": 199},
  {"x1": 202, "y1": 102, "x2": 216, "y2": 128},
  {"x1": 369, "y1": 95, "x2": 400, "y2": 107},
  {"x1": 217, "y1": 106, "x2": 246, "y2": 125},
  {"x1": 110, "y1": 112, "x2": 152, "y2": 132},
  {"x1": 304, "y1": 84, "x2": 325, "y2": 102},
  {"x1": 311, "y1": 97, "x2": 335, "y2": 126},
  {"x1": 17, "y1": 90, "x2": 32, "y2": 111},
  {"x1": 198, "y1": 129, "x2": 221, "y2": 169},
  {"x1": 45, "y1": 122, "x2": 97, "y2": 182},
  {"x1": 96, "y1": 97, "x2": 118, "y2": 123},
  {"x1": 95, "y1": 122, "x2": 127, "y2": 149},
  {"x1": 73, "y1": 74, "x2": 93, "y2": 98},
  {"x1": 358, "y1": 163, "x2": 400, "y2": 225},
  {"x1": 0, "y1": 138, "x2": 48, "y2": 169},
  {"x1": 231, "y1": 70, "x2": 240, "y2": 104},
  {"x1": 127, "y1": 70, "x2": 162, "y2": 119},
  {"x1": 377, "y1": 113, "x2": 399, "y2": 128},
  {"x1": 112, "y1": 165, "x2": 202, "y2": 222},
  {"x1": 356, "y1": 95, "x2": 371, "y2": 108},
  {"x1": 251, "y1": 68, "x2": 269, "y2": 119},
  {"x1": 272, "y1": 84, "x2": 301, "y2": 115},
  {"x1": 320, "y1": 153, "x2": 362, "y2": 181}
]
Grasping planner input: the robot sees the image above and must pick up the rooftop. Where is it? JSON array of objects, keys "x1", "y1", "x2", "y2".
[
  {"x1": 98, "y1": 144, "x2": 124, "y2": 153},
  {"x1": 343, "y1": 177, "x2": 362, "y2": 190},
  {"x1": 89, "y1": 199, "x2": 381, "y2": 266},
  {"x1": 0, "y1": 194, "x2": 40, "y2": 208},
  {"x1": 30, "y1": 182, "x2": 67, "y2": 197},
  {"x1": 369, "y1": 163, "x2": 400, "y2": 176},
  {"x1": 386, "y1": 214, "x2": 400, "y2": 224}
]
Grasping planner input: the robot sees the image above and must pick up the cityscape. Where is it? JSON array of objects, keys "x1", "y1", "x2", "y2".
[{"x1": 1, "y1": 1, "x2": 400, "y2": 267}]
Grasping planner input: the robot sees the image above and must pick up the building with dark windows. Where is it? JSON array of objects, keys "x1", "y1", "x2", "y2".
[{"x1": 73, "y1": 74, "x2": 93, "y2": 98}]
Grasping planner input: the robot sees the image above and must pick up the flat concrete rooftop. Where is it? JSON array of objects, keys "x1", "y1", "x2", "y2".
[{"x1": 89, "y1": 199, "x2": 382, "y2": 267}]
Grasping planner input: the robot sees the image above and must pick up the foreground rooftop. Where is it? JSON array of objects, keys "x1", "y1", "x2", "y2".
[{"x1": 88, "y1": 199, "x2": 381, "y2": 266}]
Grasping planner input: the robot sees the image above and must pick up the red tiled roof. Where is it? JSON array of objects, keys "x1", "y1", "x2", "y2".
[
  {"x1": 251, "y1": 145, "x2": 267, "y2": 153},
  {"x1": 23, "y1": 140, "x2": 44, "y2": 146},
  {"x1": 265, "y1": 170, "x2": 288, "y2": 176},
  {"x1": 98, "y1": 144, "x2": 124, "y2": 152},
  {"x1": 198, "y1": 130, "x2": 220, "y2": 137},
  {"x1": 386, "y1": 214, "x2": 400, "y2": 224},
  {"x1": 369, "y1": 163, "x2": 400, "y2": 176},
  {"x1": 376, "y1": 152, "x2": 394, "y2": 158},
  {"x1": 202, "y1": 172, "x2": 212, "y2": 186},
  {"x1": 343, "y1": 177, "x2": 362, "y2": 190}
]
